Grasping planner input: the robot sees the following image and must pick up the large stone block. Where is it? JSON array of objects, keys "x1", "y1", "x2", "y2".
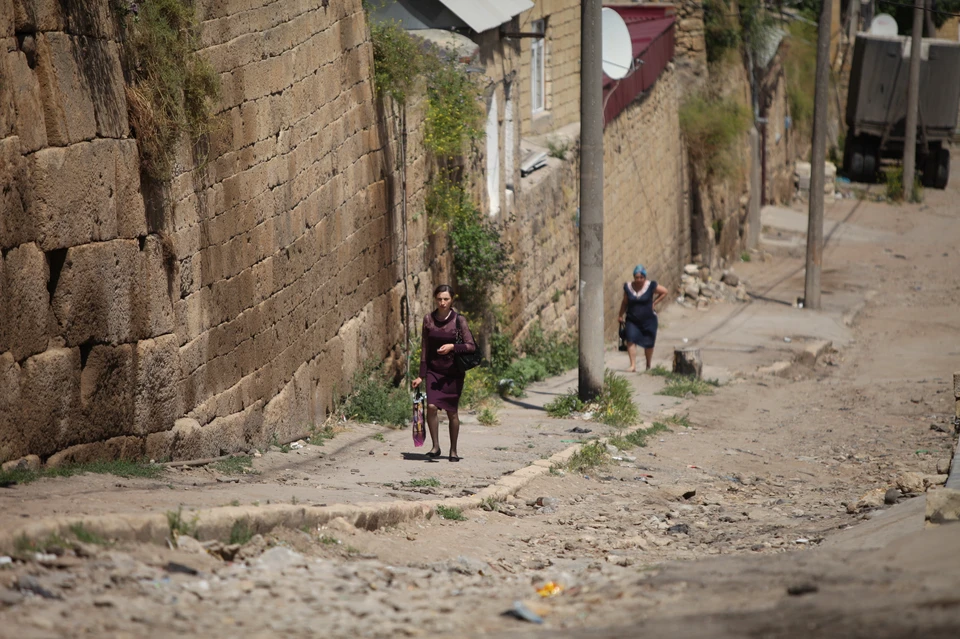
[
  {"x1": 20, "y1": 347, "x2": 81, "y2": 457},
  {"x1": 133, "y1": 335, "x2": 183, "y2": 436},
  {"x1": 1, "y1": 242, "x2": 48, "y2": 360},
  {"x1": 0, "y1": 138, "x2": 34, "y2": 250},
  {"x1": 50, "y1": 239, "x2": 139, "y2": 345},
  {"x1": 135, "y1": 235, "x2": 176, "y2": 338},
  {"x1": 34, "y1": 32, "x2": 97, "y2": 145},
  {"x1": 79, "y1": 343, "x2": 134, "y2": 442},
  {"x1": 46, "y1": 436, "x2": 143, "y2": 467},
  {"x1": 3, "y1": 46, "x2": 49, "y2": 153},
  {"x1": 0, "y1": 352, "x2": 23, "y2": 462},
  {"x1": 11, "y1": 0, "x2": 62, "y2": 32},
  {"x1": 26, "y1": 140, "x2": 125, "y2": 250}
]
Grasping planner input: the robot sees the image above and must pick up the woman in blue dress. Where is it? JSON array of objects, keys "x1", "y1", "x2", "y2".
[{"x1": 618, "y1": 265, "x2": 668, "y2": 372}]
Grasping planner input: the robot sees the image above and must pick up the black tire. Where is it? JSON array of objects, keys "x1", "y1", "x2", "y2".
[
  {"x1": 849, "y1": 139, "x2": 865, "y2": 182},
  {"x1": 861, "y1": 146, "x2": 876, "y2": 182},
  {"x1": 935, "y1": 148, "x2": 950, "y2": 189}
]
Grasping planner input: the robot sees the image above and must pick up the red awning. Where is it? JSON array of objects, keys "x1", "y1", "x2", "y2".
[{"x1": 602, "y1": 5, "x2": 676, "y2": 124}]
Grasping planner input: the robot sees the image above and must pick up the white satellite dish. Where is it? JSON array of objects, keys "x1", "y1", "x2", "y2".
[
  {"x1": 869, "y1": 14, "x2": 899, "y2": 36},
  {"x1": 601, "y1": 8, "x2": 633, "y2": 79}
]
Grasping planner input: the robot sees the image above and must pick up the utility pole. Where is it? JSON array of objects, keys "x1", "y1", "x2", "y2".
[
  {"x1": 903, "y1": 0, "x2": 923, "y2": 201},
  {"x1": 804, "y1": 0, "x2": 833, "y2": 311},
  {"x1": 579, "y1": 0, "x2": 604, "y2": 401}
]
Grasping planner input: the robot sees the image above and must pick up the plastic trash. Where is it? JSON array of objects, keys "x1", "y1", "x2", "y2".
[
  {"x1": 505, "y1": 601, "x2": 544, "y2": 623},
  {"x1": 536, "y1": 581, "x2": 564, "y2": 598}
]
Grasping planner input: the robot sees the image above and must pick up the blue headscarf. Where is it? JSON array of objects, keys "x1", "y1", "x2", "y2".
[{"x1": 633, "y1": 264, "x2": 647, "y2": 277}]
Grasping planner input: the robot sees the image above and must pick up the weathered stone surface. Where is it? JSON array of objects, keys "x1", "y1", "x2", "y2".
[
  {"x1": 79, "y1": 343, "x2": 134, "y2": 441},
  {"x1": 0, "y1": 138, "x2": 33, "y2": 250},
  {"x1": 1, "y1": 454, "x2": 41, "y2": 472},
  {"x1": 896, "y1": 472, "x2": 926, "y2": 495},
  {"x1": 135, "y1": 235, "x2": 176, "y2": 338},
  {"x1": 12, "y1": 0, "x2": 65, "y2": 33},
  {"x1": 46, "y1": 435, "x2": 143, "y2": 468},
  {"x1": 2, "y1": 242, "x2": 49, "y2": 360},
  {"x1": 34, "y1": 32, "x2": 98, "y2": 145},
  {"x1": 133, "y1": 335, "x2": 182, "y2": 436},
  {"x1": 926, "y1": 488, "x2": 960, "y2": 523},
  {"x1": 50, "y1": 239, "x2": 140, "y2": 345},
  {"x1": 2, "y1": 44, "x2": 48, "y2": 152},
  {"x1": 0, "y1": 353, "x2": 21, "y2": 462},
  {"x1": 19, "y1": 347, "x2": 81, "y2": 458}
]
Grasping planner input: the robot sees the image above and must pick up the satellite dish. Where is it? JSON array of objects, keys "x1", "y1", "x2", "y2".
[
  {"x1": 869, "y1": 14, "x2": 899, "y2": 36},
  {"x1": 601, "y1": 8, "x2": 633, "y2": 79}
]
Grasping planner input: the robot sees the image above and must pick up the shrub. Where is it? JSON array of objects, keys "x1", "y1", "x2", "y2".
[
  {"x1": 342, "y1": 362, "x2": 410, "y2": 427},
  {"x1": 703, "y1": 0, "x2": 740, "y2": 62},
  {"x1": 521, "y1": 323, "x2": 578, "y2": 376},
  {"x1": 499, "y1": 357, "x2": 549, "y2": 397},
  {"x1": 460, "y1": 366, "x2": 498, "y2": 409},
  {"x1": 370, "y1": 20, "x2": 423, "y2": 105},
  {"x1": 545, "y1": 370, "x2": 639, "y2": 428},
  {"x1": 424, "y1": 56, "x2": 483, "y2": 157},
  {"x1": 680, "y1": 93, "x2": 750, "y2": 180},
  {"x1": 567, "y1": 441, "x2": 609, "y2": 473},
  {"x1": 883, "y1": 166, "x2": 922, "y2": 203},
  {"x1": 477, "y1": 406, "x2": 499, "y2": 426}
]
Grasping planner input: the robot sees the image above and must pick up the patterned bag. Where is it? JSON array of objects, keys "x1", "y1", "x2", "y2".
[
  {"x1": 412, "y1": 391, "x2": 426, "y2": 447},
  {"x1": 454, "y1": 314, "x2": 482, "y2": 374}
]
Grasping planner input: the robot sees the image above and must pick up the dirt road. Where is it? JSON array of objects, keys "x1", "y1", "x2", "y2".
[{"x1": 0, "y1": 179, "x2": 958, "y2": 637}]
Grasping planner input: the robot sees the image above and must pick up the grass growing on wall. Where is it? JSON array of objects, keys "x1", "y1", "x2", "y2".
[
  {"x1": 783, "y1": 21, "x2": 817, "y2": 137},
  {"x1": 119, "y1": 0, "x2": 221, "y2": 180},
  {"x1": 679, "y1": 93, "x2": 751, "y2": 180}
]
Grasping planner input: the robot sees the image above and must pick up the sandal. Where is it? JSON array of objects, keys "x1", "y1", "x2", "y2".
[{"x1": 425, "y1": 448, "x2": 442, "y2": 458}]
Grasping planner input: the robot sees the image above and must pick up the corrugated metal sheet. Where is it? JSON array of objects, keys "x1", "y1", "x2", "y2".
[
  {"x1": 438, "y1": 0, "x2": 534, "y2": 33},
  {"x1": 602, "y1": 5, "x2": 676, "y2": 125}
]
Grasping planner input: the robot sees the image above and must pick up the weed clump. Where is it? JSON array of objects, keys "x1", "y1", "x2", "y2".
[
  {"x1": 0, "y1": 459, "x2": 164, "y2": 487},
  {"x1": 566, "y1": 441, "x2": 609, "y2": 473},
  {"x1": 680, "y1": 93, "x2": 750, "y2": 180},
  {"x1": 211, "y1": 455, "x2": 254, "y2": 475},
  {"x1": 120, "y1": 0, "x2": 221, "y2": 179},
  {"x1": 342, "y1": 362, "x2": 410, "y2": 427},
  {"x1": 229, "y1": 520, "x2": 253, "y2": 545},
  {"x1": 545, "y1": 370, "x2": 640, "y2": 428},
  {"x1": 436, "y1": 505, "x2": 466, "y2": 521}
]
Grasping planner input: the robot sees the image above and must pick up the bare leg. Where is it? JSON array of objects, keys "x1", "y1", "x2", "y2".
[
  {"x1": 446, "y1": 410, "x2": 460, "y2": 459},
  {"x1": 644, "y1": 348, "x2": 654, "y2": 371},
  {"x1": 426, "y1": 404, "x2": 440, "y2": 454},
  {"x1": 626, "y1": 342, "x2": 637, "y2": 372}
]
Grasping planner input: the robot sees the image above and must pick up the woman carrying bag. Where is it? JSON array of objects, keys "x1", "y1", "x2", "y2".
[{"x1": 411, "y1": 285, "x2": 477, "y2": 462}]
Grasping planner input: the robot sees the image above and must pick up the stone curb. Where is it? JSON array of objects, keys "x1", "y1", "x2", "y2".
[{"x1": 0, "y1": 441, "x2": 584, "y2": 555}]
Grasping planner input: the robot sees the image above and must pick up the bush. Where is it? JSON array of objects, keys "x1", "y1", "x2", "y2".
[
  {"x1": 342, "y1": 362, "x2": 410, "y2": 427},
  {"x1": 370, "y1": 20, "x2": 423, "y2": 105},
  {"x1": 488, "y1": 330, "x2": 517, "y2": 377},
  {"x1": 499, "y1": 357, "x2": 549, "y2": 397},
  {"x1": 449, "y1": 202, "x2": 514, "y2": 313},
  {"x1": 460, "y1": 366, "x2": 498, "y2": 409},
  {"x1": 703, "y1": 0, "x2": 740, "y2": 62},
  {"x1": 544, "y1": 370, "x2": 640, "y2": 428},
  {"x1": 883, "y1": 166, "x2": 922, "y2": 203},
  {"x1": 680, "y1": 93, "x2": 750, "y2": 180},
  {"x1": 520, "y1": 323, "x2": 578, "y2": 376}
]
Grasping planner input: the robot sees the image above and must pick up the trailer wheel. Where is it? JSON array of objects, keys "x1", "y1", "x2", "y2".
[
  {"x1": 934, "y1": 148, "x2": 950, "y2": 189},
  {"x1": 848, "y1": 139, "x2": 865, "y2": 182},
  {"x1": 861, "y1": 142, "x2": 877, "y2": 182}
]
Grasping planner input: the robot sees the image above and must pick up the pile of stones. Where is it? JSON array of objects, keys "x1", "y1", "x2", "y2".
[{"x1": 677, "y1": 264, "x2": 749, "y2": 309}]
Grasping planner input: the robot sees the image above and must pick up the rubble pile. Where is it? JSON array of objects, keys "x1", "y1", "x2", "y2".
[{"x1": 677, "y1": 264, "x2": 749, "y2": 309}]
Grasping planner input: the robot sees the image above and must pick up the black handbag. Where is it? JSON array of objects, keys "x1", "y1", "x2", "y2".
[
  {"x1": 618, "y1": 321, "x2": 628, "y2": 352},
  {"x1": 454, "y1": 314, "x2": 482, "y2": 374}
]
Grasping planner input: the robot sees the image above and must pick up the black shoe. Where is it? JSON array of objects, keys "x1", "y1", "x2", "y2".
[
  {"x1": 426, "y1": 448, "x2": 442, "y2": 458},
  {"x1": 448, "y1": 454, "x2": 461, "y2": 462}
]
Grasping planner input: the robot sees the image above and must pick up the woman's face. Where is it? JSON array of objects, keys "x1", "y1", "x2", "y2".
[
  {"x1": 435, "y1": 291, "x2": 453, "y2": 313},
  {"x1": 633, "y1": 272, "x2": 646, "y2": 285}
]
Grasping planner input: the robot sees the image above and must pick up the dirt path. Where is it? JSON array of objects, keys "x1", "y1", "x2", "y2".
[{"x1": 0, "y1": 179, "x2": 958, "y2": 637}]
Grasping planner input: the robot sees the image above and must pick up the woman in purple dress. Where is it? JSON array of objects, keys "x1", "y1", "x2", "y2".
[{"x1": 411, "y1": 285, "x2": 476, "y2": 462}]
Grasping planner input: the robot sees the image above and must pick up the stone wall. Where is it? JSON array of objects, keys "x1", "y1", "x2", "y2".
[
  {"x1": 0, "y1": 0, "x2": 446, "y2": 464},
  {"x1": 602, "y1": 66, "x2": 688, "y2": 341}
]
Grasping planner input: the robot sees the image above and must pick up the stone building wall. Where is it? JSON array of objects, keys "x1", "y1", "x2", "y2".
[
  {"x1": 517, "y1": 0, "x2": 581, "y2": 138},
  {"x1": 0, "y1": 0, "x2": 444, "y2": 464},
  {"x1": 602, "y1": 66, "x2": 688, "y2": 341}
]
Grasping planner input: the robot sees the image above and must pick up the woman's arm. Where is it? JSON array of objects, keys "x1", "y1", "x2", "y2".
[
  {"x1": 452, "y1": 315, "x2": 477, "y2": 354},
  {"x1": 618, "y1": 291, "x2": 628, "y2": 323},
  {"x1": 653, "y1": 284, "x2": 669, "y2": 309}
]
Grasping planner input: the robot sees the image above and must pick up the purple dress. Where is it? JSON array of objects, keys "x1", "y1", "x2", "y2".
[{"x1": 418, "y1": 310, "x2": 476, "y2": 411}]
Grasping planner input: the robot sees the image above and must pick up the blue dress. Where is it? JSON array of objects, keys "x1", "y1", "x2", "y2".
[{"x1": 623, "y1": 281, "x2": 658, "y2": 348}]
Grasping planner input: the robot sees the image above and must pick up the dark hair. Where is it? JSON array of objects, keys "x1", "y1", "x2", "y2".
[{"x1": 433, "y1": 284, "x2": 453, "y2": 297}]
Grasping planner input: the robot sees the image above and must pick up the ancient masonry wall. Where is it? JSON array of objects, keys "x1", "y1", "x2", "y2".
[
  {"x1": 602, "y1": 66, "x2": 688, "y2": 341},
  {"x1": 0, "y1": 0, "x2": 440, "y2": 464}
]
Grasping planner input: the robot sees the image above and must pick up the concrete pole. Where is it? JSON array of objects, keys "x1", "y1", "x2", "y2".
[
  {"x1": 804, "y1": 0, "x2": 833, "y2": 311},
  {"x1": 747, "y1": 127, "x2": 761, "y2": 250},
  {"x1": 579, "y1": 0, "x2": 604, "y2": 401},
  {"x1": 903, "y1": 0, "x2": 923, "y2": 201}
]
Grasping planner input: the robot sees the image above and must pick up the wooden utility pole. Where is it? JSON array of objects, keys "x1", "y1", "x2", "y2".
[
  {"x1": 578, "y1": 0, "x2": 604, "y2": 401},
  {"x1": 804, "y1": 0, "x2": 833, "y2": 311},
  {"x1": 903, "y1": 0, "x2": 923, "y2": 201}
]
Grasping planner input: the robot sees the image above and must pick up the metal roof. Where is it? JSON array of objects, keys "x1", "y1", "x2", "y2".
[{"x1": 437, "y1": 0, "x2": 534, "y2": 33}]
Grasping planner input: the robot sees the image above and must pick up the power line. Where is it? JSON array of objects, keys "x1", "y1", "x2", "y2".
[{"x1": 875, "y1": 0, "x2": 960, "y2": 19}]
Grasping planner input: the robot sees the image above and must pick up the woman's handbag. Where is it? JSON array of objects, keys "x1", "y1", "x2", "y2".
[
  {"x1": 618, "y1": 322, "x2": 628, "y2": 352},
  {"x1": 412, "y1": 391, "x2": 426, "y2": 447},
  {"x1": 454, "y1": 314, "x2": 482, "y2": 374}
]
